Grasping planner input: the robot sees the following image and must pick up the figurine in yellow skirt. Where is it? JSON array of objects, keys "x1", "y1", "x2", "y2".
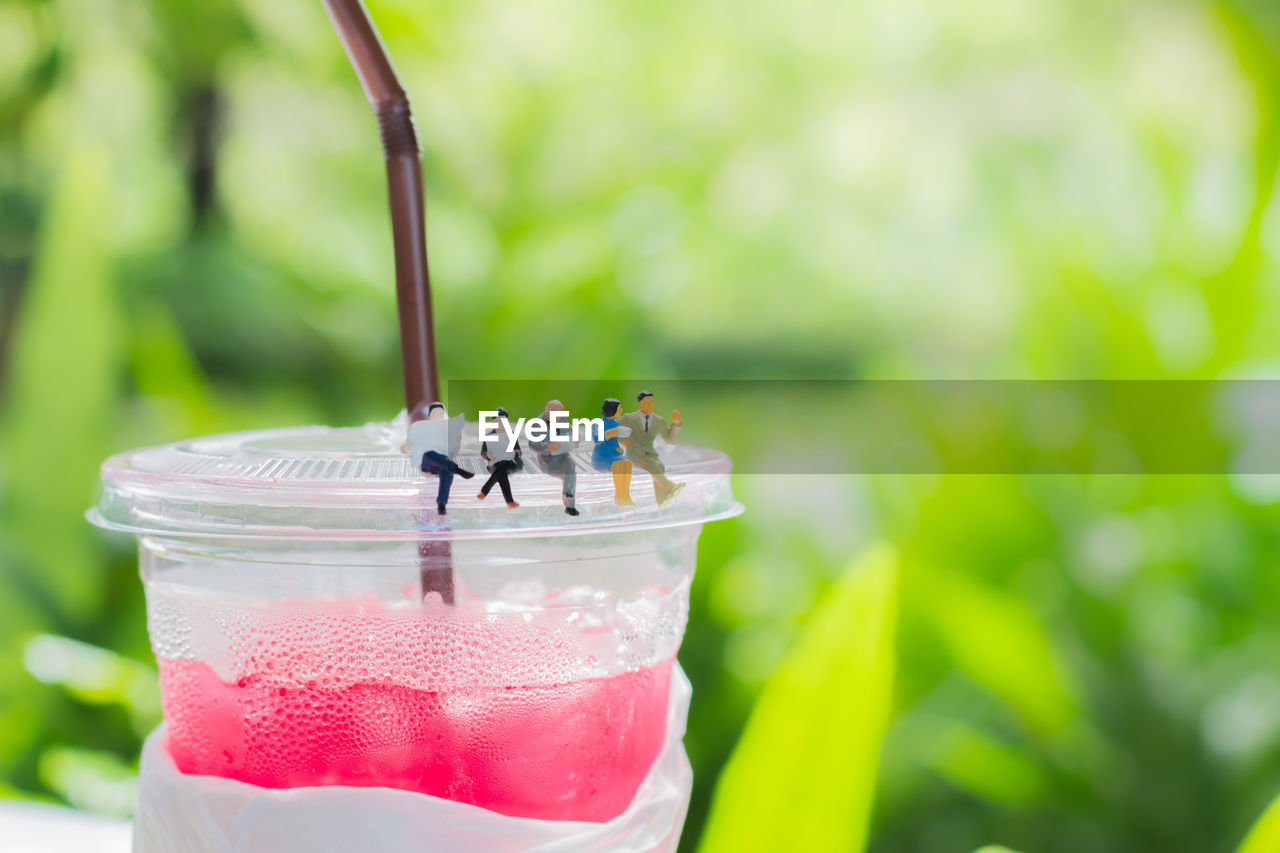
[{"x1": 591, "y1": 398, "x2": 635, "y2": 506}]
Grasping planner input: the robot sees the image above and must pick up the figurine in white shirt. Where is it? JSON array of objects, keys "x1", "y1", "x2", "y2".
[{"x1": 405, "y1": 402, "x2": 472, "y2": 515}]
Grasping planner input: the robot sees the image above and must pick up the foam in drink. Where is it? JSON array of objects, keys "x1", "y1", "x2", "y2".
[{"x1": 149, "y1": 591, "x2": 679, "y2": 822}]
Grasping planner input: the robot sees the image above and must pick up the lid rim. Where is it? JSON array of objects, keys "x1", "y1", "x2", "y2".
[
  {"x1": 93, "y1": 421, "x2": 741, "y2": 541},
  {"x1": 86, "y1": 503, "x2": 746, "y2": 542}
]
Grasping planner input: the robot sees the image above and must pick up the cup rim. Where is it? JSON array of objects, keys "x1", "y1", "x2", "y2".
[{"x1": 91, "y1": 420, "x2": 743, "y2": 541}]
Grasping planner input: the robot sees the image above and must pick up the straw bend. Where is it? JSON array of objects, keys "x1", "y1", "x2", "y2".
[{"x1": 377, "y1": 97, "x2": 419, "y2": 158}]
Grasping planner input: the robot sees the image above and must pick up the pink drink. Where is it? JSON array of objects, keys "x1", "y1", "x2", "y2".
[
  {"x1": 147, "y1": 592, "x2": 681, "y2": 822},
  {"x1": 158, "y1": 656, "x2": 672, "y2": 821}
]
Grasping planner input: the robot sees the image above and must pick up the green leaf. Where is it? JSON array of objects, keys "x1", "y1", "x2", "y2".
[
  {"x1": 699, "y1": 545, "x2": 898, "y2": 853},
  {"x1": 0, "y1": 145, "x2": 124, "y2": 625},
  {"x1": 38, "y1": 745, "x2": 136, "y2": 817},
  {"x1": 1237, "y1": 789, "x2": 1280, "y2": 853},
  {"x1": 926, "y1": 719, "x2": 1050, "y2": 806},
  {"x1": 920, "y1": 569, "x2": 1078, "y2": 737},
  {"x1": 126, "y1": 301, "x2": 217, "y2": 440},
  {"x1": 22, "y1": 634, "x2": 161, "y2": 733}
]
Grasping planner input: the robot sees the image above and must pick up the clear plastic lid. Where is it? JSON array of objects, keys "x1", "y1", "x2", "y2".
[{"x1": 90, "y1": 413, "x2": 742, "y2": 540}]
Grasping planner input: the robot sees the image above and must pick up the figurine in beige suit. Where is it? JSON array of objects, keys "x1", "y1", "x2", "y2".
[{"x1": 618, "y1": 390, "x2": 685, "y2": 507}]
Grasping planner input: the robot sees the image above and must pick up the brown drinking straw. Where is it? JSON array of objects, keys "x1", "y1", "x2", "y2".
[
  {"x1": 322, "y1": 0, "x2": 454, "y2": 603},
  {"x1": 321, "y1": 0, "x2": 440, "y2": 411}
]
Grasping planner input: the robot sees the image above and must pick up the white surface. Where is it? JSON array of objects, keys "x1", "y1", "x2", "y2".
[
  {"x1": 134, "y1": 665, "x2": 693, "y2": 853},
  {"x1": 0, "y1": 801, "x2": 131, "y2": 853}
]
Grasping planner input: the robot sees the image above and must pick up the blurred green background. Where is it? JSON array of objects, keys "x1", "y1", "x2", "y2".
[{"x1": 4, "y1": 0, "x2": 1280, "y2": 850}]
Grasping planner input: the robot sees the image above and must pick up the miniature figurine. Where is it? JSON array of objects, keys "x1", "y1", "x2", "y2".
[
  {"x1": 592, "y1": 397, "x2": 635, "y2": 507},
  {"x1": 529, "y1": 399, "x2": 579, "y2": 516},
  {"x1": 405, "y1": 402, "x2": 472, "y2": 515},
  {"x1": 477, "y1": 406, "x2": 521, "y2": 509},
  {"x1": 618, "y1": 390, "x2": 685, "y2": 507}
]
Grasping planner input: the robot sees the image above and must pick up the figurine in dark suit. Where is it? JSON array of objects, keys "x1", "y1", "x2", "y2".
[{"x1": 478, "y1": 406, "x2": 521, "y2": 509}]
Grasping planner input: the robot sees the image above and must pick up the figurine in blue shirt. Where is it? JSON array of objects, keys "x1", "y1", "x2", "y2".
[{"x1": 592, "y1": 397, "x2": 634, "y2": 506}]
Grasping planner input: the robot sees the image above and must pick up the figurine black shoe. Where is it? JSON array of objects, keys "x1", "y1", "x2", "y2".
[
  {"x1": 436, "y1": 501, "x2": 447, "y2": 515},
  {"x1": 565, "y1": 507, "x2": 579, "y2": 516},
  {"x1": 457, "y1": 468, "x2": 475, "y2": 479}
]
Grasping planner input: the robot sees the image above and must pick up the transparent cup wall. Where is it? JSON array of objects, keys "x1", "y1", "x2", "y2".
[{"x1": 141, "y1": 527, "x2": 699, "y2": 723}]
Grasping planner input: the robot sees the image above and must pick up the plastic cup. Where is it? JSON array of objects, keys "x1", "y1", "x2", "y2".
[{"x1": 91, "y1": 414, "x2": 740, "y2": 846}]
